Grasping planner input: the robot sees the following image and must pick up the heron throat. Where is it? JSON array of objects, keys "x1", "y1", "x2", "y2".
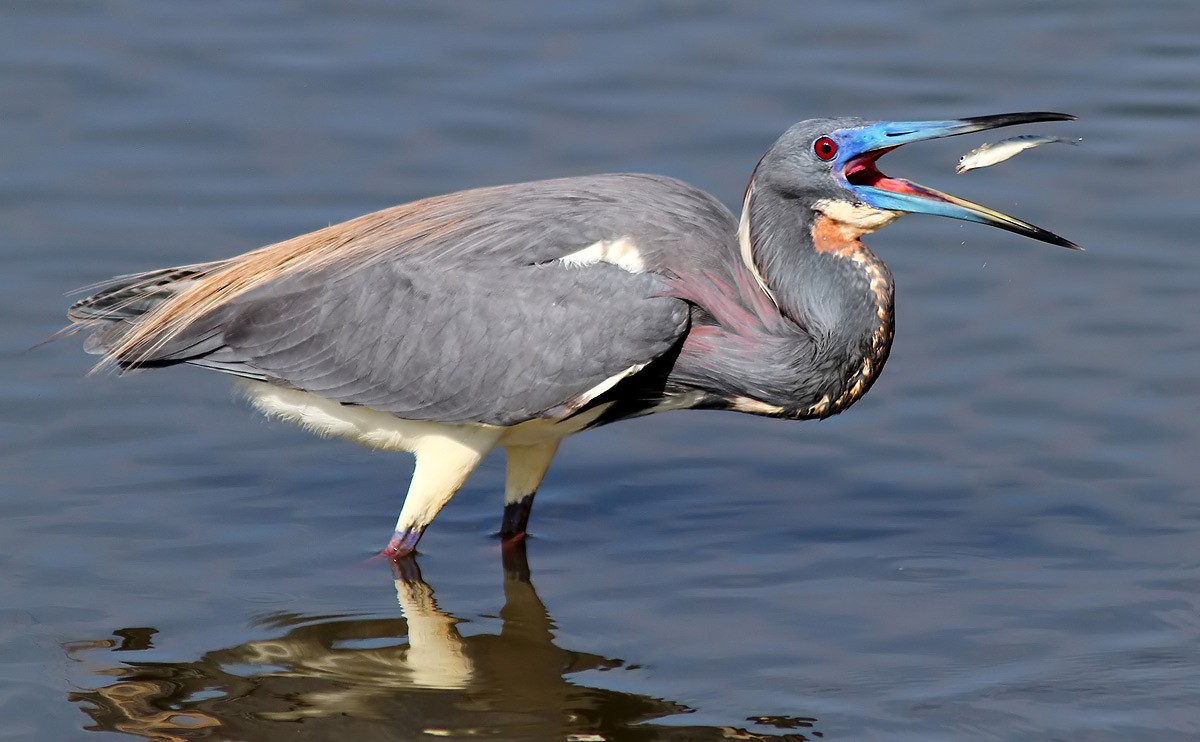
[{"x1": 739, "y1": 188, "x2": 897, "y2": 418}]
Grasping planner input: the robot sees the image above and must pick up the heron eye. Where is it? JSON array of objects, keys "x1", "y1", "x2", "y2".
[{"x1": 813, "y1": 136, "x2": 838, "y2": 161}]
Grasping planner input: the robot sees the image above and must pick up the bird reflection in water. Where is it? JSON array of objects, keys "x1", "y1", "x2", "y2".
[{"x1": 67, "y1": 544, "x2": 818, "y2": 741}]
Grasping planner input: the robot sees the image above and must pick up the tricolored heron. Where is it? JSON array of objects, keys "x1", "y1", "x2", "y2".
[{"x1": 67, "y1": 112, "x2": 1078, "y2": 559}]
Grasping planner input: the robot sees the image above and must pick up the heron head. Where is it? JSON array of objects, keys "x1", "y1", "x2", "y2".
[{"x1": 755, "y1": 113, "x2": 1080, "y2": 249}]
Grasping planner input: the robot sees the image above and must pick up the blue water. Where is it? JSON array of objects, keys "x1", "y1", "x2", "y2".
[{"x1": 3, "y1": 2, "x2": 1199, "y2": 739}]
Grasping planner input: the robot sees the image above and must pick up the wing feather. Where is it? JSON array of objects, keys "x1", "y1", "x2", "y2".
[
  {"x1": 70, "y1": 172, "x2": 737, "y2": 422},
  {"x1": 205, "y1": 260, "x2": 689, "y2": 425}
]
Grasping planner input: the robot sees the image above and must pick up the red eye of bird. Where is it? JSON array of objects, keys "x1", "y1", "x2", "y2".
[{"x1": 813, "y1": 136, "x2": 838, "y2": 161}]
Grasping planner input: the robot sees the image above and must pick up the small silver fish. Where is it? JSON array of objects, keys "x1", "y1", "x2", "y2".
[{"x1": 955, "y1": 135, "x2": 1080, "y2": 174}]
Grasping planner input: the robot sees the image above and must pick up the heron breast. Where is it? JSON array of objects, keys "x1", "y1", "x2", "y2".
[{"x1": 804, "y1": 213, "x2": 896, "y2": 418}]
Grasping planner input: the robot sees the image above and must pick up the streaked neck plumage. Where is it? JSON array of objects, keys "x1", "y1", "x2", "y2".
[
  {"x1": 657, "y1": 178, "x2": 898, "y2": 419},
  {"x1": 740, "y1": 183, "x2": 896, "y2": 417}
]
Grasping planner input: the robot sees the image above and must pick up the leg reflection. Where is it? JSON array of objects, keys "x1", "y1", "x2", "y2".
[
  {"x1": 68, "y1": 548, "x2": 817, "y2": 740},
  {"x1": 390, "y1": 555, "x2": 472, "y2": 690}
]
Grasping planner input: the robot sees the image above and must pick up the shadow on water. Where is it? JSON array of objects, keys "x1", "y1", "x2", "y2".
[{"x1": 65, "y1": 543, "x2": 819, "y2": 741}]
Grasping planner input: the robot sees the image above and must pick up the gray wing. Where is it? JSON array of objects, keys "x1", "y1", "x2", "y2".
[
  {"x1": 72, "y1": 173, "x2": 737, "y2": 425},
  {"x1": 168, "y1": 261, "x2": 689, "y2": 425}
]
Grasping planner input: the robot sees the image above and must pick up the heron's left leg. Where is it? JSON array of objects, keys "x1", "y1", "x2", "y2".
[
  {"x1": 384, "y1": 426, "x2": 502, "y2": 558},
  {"x1": 500, "y1": 441, "x2": 560, "y2": 540}
]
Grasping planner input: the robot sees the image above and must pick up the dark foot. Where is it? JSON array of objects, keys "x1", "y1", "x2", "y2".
[
  {"x1": 381, "y1": 527, "x2": 424, "y2": 560},
  {"x1": 499, "y1": 494, "x2": 535, "y2": 540}
]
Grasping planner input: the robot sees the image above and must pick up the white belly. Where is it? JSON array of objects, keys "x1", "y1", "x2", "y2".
[{"x1": 240, "y1": 381, "x2": 612, "y2": 454}]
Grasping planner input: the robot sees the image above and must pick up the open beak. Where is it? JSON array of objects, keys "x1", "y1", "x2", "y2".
[{"x1": 838, "y1": 112, "x2": 1081, "y2": 249}]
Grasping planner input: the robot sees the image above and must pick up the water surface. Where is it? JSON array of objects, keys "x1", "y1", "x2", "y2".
[{"x1": 2, "y1": 2, "x2": 1199, "y2": 740}]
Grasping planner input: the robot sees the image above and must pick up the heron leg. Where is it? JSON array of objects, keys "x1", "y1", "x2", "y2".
[
  {"x1": 500, "y1": 441, "x2": 560, "y2": 541},
  {"x1": 383, "y1": 426, "x2": 501, "y2": 559}
]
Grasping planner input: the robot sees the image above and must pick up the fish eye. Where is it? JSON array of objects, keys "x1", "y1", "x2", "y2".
[{"x1": 813, "y1": 136, "x2": 838, "y2": 161}]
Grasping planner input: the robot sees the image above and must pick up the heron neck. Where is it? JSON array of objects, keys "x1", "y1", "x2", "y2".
[
  {"x1": 745, "y1": 190, "x2": 890, "y2": 332},
  {"x1": 742, "y1": 188, "x2": 895, "y2": 414}
]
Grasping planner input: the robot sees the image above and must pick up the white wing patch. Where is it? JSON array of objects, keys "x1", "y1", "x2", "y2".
[
  {"x1": 559, "y1": 237, "x2": 645, "y2": 273},
  {"x1": 576, "y1": 362, "x2": 647, "y2": 405}
]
